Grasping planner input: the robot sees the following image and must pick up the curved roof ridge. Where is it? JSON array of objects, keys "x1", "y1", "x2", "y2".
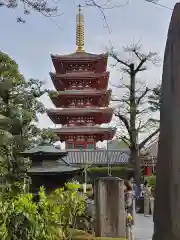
[{"x1": 51, "y1": 51, "x2": 108, "y2": 60}]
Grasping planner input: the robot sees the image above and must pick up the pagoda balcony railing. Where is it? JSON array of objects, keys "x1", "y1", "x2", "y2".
[
  {"x1": 65, "y1": 105, "x2": 103, "y2": 108},
  {"x1": 63, "y1": 123, "x2": 94, "y2": 127}
]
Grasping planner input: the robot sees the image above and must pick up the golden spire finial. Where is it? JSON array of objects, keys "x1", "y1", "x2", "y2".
[{"x1": 76, "y1": 4, "x2": 84, "y2": 52}]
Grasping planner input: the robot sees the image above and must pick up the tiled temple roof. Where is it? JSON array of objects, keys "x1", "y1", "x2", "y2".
[
  {"x1": 61, "y1": 149, "x2": 156, "y2": 167},
  {"x1": 52, "y1": 126, "x2": 116, "y2": 134},
  {"x1": 51, "y1": 52, "x2": 108, "y2": 60},
  {"x1": 49, "y1": 89, "x2": 111, "y2": 96},
  {"x1": 29, "y1": 164, "x2": 80, "y2": 174},
  {"x1": 21, "y1": 144, "x2": 68, "y2": 157},
  {"x1": 50, "y1": 71, "x2": 109, "y2": 78},
  {"x1": 144, "y1": 138, "x2": 159, "y2": 158},
  {"x1": 47, "y1": 107, "x2": 113, "y2": 114},
  {"x1": 62, "y1": 149, "x2": 130, "y2": 166},
  {"x1": 47, "y1": 108, "x2": 114, "y2": 125}
]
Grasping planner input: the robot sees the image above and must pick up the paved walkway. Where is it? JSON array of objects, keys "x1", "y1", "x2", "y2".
[{"x1": 134, "y1": 214, "x2": 153, "y2": 240}]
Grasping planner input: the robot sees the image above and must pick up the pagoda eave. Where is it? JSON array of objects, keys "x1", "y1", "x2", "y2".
[
  {"x1": 51, "y1": 52, "x2": 108, "y2": 61},
  {"x1": 50, "y1": 71, "x2": 109, "y2": 91},
  {"x1": 50, "y1": 71, "x2": 109, "y2": 79},
  {"x1": 47, "y1": 108, "x2": 114, "y2": 125},
  {"x1": 49, "y1": 89, "x2": 111, "y2": 97},
  {"x1": 49, "y1": 89, "x2": 111, "y2": 108},
  {"x1": 51, "y1": 127, "x2": 116, "y2": 142},
  {"x1": 51, "y1": 52, "x2": 108, "y2": 74}
]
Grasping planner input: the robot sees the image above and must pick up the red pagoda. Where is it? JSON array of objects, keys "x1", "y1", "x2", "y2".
[{"x1": 47, "y1": 5, "x2": 116, "y2": 150}]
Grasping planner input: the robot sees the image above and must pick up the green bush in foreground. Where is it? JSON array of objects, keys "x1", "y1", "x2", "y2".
[
  {"x1": 70, "y1": 229, "x2": 126, "y2": 240},
  {"x1": 147, "y1": 175, "x2": 156, "y2": 196},
  {"x1": 0, "y1": 183, "x2": 85, "y2": 240},
  {"x1": 88, "y1": 166, "x2": 129, "y2": 173}
]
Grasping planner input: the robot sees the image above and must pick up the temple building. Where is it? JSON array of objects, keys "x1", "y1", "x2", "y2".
[
  {"x1": 20, "y1": 144, "x2": 82, "y2": 193},
  {"x1": 47, "y1": 5, "x2": 116, "y2": 150}
]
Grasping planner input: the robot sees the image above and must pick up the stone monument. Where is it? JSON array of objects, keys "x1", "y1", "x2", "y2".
[
  {"x1": 95, "y1": 177, "x2": 126, "y2": 238},
  {"x1": 153, "y1": 3, "x2": 180, "y2": 240}
]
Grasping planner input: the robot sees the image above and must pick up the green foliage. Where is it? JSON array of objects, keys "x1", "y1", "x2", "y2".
[
  {"x1": 147, "y1": 175, "x2": 156, "y2": 196},
  {"x1": 148, "y1": 84, "x2": 161, "y2": 123},
  {"x1": 0, "y1": 184, "x2": 85, "y2": 240},
  {"x1": 48, "y1": 90, "x2": 60, "y2": 98},
  {"x1": 86, "y1": 166, "x2": 132, "y2": 184},
  {"x1": 0, "y1": 51, "x2": 59, "y2": 196},
  {"x1": 88, "y1": 166, "x2": 129, "y2": 173},
  {"x1": 34, "y1": 128, "x2": 59, "y2": 146},
  {"x1": 147, "y1": 175, "x2": 156, "y2": 187},
  {"x1": 70, "y1": 229, "x2": 126, "y2": 240}
]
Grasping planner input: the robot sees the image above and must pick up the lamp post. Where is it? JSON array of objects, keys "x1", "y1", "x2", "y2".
[{"x1": 107, "y1": 132, "x2": 111, "y2": 176}]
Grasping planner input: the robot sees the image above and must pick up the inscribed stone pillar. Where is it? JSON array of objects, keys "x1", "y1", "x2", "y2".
[
  {"x1": 132, "y1": 198, "x2": 136, "y2": 224},
  {"x1": 153, "y1": 3, "x2": 180, "y2": 240},
  {"x1": 95, "y1": 177, "x2": 126, "y2": 238}
]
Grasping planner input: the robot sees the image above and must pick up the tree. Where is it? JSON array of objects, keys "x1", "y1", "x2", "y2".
[
  {"x1": 0, "y1": 52, "x2": 86, "y2": 239},
  {"x1": 148, "y1": 84, "x2": 161, "y2": 124},
  {"x1": 110, "y1": 44, "x2": 160, "y2": 188},
  {"x1": 0, "y1": 0, "x2": 128, "y2": 24},
  {"x1": 0, "y1": 51, "x2": 57, "y2": 197},
  {"x1": 33, "y1": 128, "x2": 59, "y2": 146},
  {"x1": 0, "y1": 0, "x2": 59, "y2": 23}
]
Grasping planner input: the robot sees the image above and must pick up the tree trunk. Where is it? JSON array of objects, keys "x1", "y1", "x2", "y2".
[
  {"x1": 153, "y1": 3, "x2": 180, "y2": 240},
  {"x1": 131, "y1": 146, "x2": 141, "y2": 191},
  {"x1": 129, "y1": 65, "x2": 141, "y2": 190}
]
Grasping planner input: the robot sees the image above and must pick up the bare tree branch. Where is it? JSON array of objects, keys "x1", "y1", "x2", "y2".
[
  {"x1": 136, "y1": 87, "x2": 150, "y2": 106},
  {"x1": 114, "y1": 112, "x2": 131, "y2": 136},
  {"x1": 109, "y1": 51, "x2": 130, "y2": 68},
  {"x1": 109, "y1": 43, "x2": 160, "y2": 187},
  {"x1": 77, "y1": 0, "x2": 129, "y2": 33},
  {"x1": 120, "y1": 135, "x2": 130, "y2": 146},
  {"x1": 1, "y1": 0, "x2": 129, "y2": 26}
]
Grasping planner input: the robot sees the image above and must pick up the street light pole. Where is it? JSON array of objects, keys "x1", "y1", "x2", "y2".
[{"x1": 107, "y1": 137, "x2": 111, "y2": 176}]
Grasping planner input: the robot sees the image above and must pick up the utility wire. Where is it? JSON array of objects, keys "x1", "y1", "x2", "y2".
[{"x1": 144, "y1": 0, "x2": 173, "y2": 10}]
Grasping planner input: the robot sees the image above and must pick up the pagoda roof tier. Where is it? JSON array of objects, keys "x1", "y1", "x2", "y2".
[
  {"x1": 50, "y1": 126, "x2": 116, "y2": 142},
  {"x1": 50, "y1": 71, "x2": 109, "y2": 79},
  {"x1": 49, "y1": 89, "x2": 111, "y2": 108},
  {"x1": 50, "y1": 71, "x2": 109, "y2": 91},
  {"x1": 51, "y1": 51, "x2": 108, "y2": 61},
  {"x1": 51, "y1": 52, "x2": 108, "y2": 74},
  {"x1": 47, "y1": 107, "x2": 114, "y2": 125}
]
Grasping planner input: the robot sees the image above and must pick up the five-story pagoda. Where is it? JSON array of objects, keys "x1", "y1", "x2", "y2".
[{"x1": 47, "y1": 5, "x2": 116, "y2": 150}]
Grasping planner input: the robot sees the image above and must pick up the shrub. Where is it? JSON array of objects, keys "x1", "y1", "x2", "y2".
[
  {"x1": 147, "y1": 175, "x2": 156, "y2": 196},
  {"x1": 88, "y1": 166, "x2": 129, "y2": 173},
  {"x1": 87, "y1": 166, "x2": 132, "y2": 182},
  {"x1": 0, "y1": 183, "x2": 85, "y2": 240},
  {"x1": 70, "y1": 229, "x2": 126, "y2": 239}
]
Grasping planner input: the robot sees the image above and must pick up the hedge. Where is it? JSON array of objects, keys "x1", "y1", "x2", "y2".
[
  {"x1": 70, "y1": 229, "x2": 126, "y2": 240},
  {"x1": 86, "y1": 166, "x2": 133, "y2": 183},
  {"x1": 88, "y1": 166, "x2": 130, "y2": 172}
]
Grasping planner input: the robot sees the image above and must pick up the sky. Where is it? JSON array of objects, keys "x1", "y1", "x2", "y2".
[{"x1": 0, "y1": 0, "x2": 178, "y2": 146}]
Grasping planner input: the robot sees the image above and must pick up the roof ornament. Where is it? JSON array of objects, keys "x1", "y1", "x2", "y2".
[{"x1": 76, "y1": 4, "x2": 85, "y2": 52}]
